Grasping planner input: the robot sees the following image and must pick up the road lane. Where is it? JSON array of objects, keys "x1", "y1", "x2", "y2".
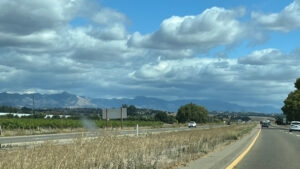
[{"x1": 235, "y1": 127, "x2": 300, "y2": 169}]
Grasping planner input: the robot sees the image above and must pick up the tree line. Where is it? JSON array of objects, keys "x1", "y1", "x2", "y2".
[{"x1": 0, "y1": 103, "x2": 210, "y2": 124}]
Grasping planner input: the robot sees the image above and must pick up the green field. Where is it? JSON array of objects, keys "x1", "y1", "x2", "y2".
[{"x1": 0, "y1": 118, "x2": 163, "y2": 130}]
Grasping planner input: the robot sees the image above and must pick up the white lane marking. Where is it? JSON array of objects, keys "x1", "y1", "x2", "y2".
[
  {"x1": 278, "y1": 129, "x2": 300, "y2": 137},
  {"x1": 288, "y1": 132, "x2": 300, "y2": 137}
]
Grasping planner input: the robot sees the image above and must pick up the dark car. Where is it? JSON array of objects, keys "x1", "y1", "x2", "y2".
[{"x1": 261, "y1": 120, "x2": 270, "y2": 128}]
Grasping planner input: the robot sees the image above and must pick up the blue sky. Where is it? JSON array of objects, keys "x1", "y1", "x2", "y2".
[{"x1": 0, "y1": 0, "x2": 300, "y2": 112}]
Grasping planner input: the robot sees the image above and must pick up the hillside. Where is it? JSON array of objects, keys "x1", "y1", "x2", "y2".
[{"x1": 0, "y1": 92, "x2": 280, "y2": 113}]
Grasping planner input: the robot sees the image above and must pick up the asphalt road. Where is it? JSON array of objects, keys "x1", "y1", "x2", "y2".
[
  {"x1": 235, "y1": 126, "x2": 300, "y2": 169},
  {"x1": 0, "y1": 124, "x2": 224, "y2": 144}
]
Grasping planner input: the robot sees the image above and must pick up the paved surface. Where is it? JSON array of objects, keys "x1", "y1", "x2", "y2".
[
  {"x1": 235, "y1": 126, "x2": 300, "y2": 169},
  {"x1": 179, "y1": 125, "x2": 260, "y2": 169},
  {"x1": 0, "y1": 124, "x2": 225, "y2": 145}
]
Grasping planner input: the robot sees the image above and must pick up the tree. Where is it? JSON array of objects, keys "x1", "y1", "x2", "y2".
[
  {"x1": 0, "y1": 106, "x2": 18, "y2": 113},
  {"x1": 127, "y1": 105, "x2": 137, "y2": 116},
  {"x1": 154, "y1": 111, "x2": 168, "y2": 122},
  {"x1": 282, "y1": 78, "x2": 300, "y2": 121},
  {"x1": 21, "y1": 107, "x2": 31, "y2": 113},
  {"x1": 275, "y1": 115, "x2": 283, "y2": 125},
  {"x1": 176, "y1": 103, "x2": 208, "y2": 123},
  {"x1": 295, "y1": 78, "x2": 300, "y2": 90}
]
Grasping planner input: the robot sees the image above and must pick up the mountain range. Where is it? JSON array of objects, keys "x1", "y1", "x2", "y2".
[{"x1": 0, "y1": 92, "x2": 280, "y2": 113}]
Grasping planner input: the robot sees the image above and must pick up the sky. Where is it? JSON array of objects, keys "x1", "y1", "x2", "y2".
[{"x1": 0, "y1": 0, "x2": 300, "y2": 110}]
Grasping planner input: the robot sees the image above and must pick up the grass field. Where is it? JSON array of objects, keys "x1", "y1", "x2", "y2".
[
  {"x1": 0, "y1": 118, "x2": 164, "y2": 136},
  {"x1": 0, "y1": 123, "x2": 256, "y2": 169},
  {"x1": 0, "y1": 118, "x2": 164, "y2": 129}
]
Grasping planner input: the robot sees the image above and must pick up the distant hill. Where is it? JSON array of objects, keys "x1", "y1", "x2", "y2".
[
  {"x1": 0, "y1": 92, "x2": 95, "y2": 108},
  {"x1": 0, "y1": 92, "x2": 280, "y2": 113}
]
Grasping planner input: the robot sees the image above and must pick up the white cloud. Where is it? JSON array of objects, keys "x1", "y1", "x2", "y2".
[
  {"x1": 0, "y1": 0, "x2": 299, "y2": 110},
  {"x1": 92, "y1": 8, "x2": 129, "y2": 26},
  {"x1": 251, "y1": 0, "x2": 300, "y2": 32},
  {"x1": 88, "y1": 24, "x2": 128, "y2": 40},
  {"x1": 65, "y1": 27, "x2": 143, "y2": 63},
  {"x1": 131, "y1": 58, "x2": 236, "y2": 82},
  {"x1": 128, "y1": 7, "x2": 247, "y2": 52},
  {"x1": 238, "y1": 48, "x2": 284, "y2": 65},
  {"x1": 130, "y1": 48, "x2": 300, "y2": 106},
  {"x1": 0, "y1": 65, "x2": 19, "y2": 81},
  {"x1": 0, "y1": 30, "x2": 60, "y2": 50},
  {"x1": 0, "y1": 0, "x2": 83, "y2": 35},
  {"x1": 238, "y1": 48, "x2": 300, "y2": 66}
]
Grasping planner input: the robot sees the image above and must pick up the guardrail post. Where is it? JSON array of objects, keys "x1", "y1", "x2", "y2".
[
  {"x1": 136, "y1": 124, "x2": 139, "y2": 137},
  {"x1": 106, "y1": 109, "x2": 108, "y2": 128},
  {"x1": 0, "y1": 125, "x2": 2, "y2": 148}
]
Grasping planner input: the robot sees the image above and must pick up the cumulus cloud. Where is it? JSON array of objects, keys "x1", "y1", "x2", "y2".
[
  {"x1": 0, "y1": 0, "x2": 136, "y2": 61},
  {"x1": 92, "y1": 8, "x2": 129, "y2": 26},
  {"x1": 0, "y1": 30, "x2": 60, "y2": 49},
  {"x1": 251, "y1": 0, "x2": 300, "y2": 32},
  {"x1": 0, "y1": 51, "x2": 88, "y2": 73},
  {"x1": 0, "y1": 65, "x2": 19, "y2": 82},
  {"x1": 64, "y1": 27, "x2": 143, "y2": 63},
  {"x1": 0, "y1": 0, "x2": 83, "y2": 35},
  {"x1": 130, "y1": 48, "x2": 300, "y2": 106},
  {"x1": 0, "y1": 0, "x2": 85, "y2": 50},
  {"x1": 89, "y1": 24, "x2": 128, "y2": 40},
  {"x1": 0, "y1": 0, "x2": 299, "y2": 109},
  {"x1": 238, "y1": 48, "x2": 300, "y2": 66},
  {"x1": 131, "y1": 58, "x2": 236, "y2": 82},
  {"x1": 0, "y1": 0, "x2": 139, "y2": 96},
  {"x1": 128, "y1": 7, "x2": 247, "y2": 52},
  {"x1": 238, "y1": 48, "x2": 285, "y2": 65}
]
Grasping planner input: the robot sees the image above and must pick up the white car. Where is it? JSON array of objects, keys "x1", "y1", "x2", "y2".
[
  {"x1": 188, "y1": 121, "x2": 196, "y2": 128},
  {"x1": 289, "y1": 121, "x2": 300, "y2": 132}
]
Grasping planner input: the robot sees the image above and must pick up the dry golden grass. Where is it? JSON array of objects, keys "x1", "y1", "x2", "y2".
[
  {"x1": 1, "y1": 124, "x2": 186, "y2": 137},
  {"x1": 1, "y1": 126, "x2": 161, "y2": 137},
  {"x1": 1, "y1": 128, "x2": 87, "y2": 136},
  {"x1": 0, "y1": 123, "x2": 255, "y2": 169}
]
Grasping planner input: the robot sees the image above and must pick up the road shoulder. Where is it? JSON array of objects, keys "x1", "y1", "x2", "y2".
[{"x1": 178, "y1": 124, "x2": 260, "y2": 169}]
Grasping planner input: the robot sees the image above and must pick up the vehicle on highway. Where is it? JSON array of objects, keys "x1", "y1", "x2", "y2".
[
  {"x1": 261, "y1": 120, "x2": 270, "y2": 128},
  {"x1": 289, "y1": 121, "x2": 300, "y2": 132},
  {"x1": 188, "y1": 121, "x2": 196, "y2": 128}
]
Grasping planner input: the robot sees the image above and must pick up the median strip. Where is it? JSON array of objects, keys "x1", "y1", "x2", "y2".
[{"x1": 225, "y1": 127, "x2": 261, "y2": 169}]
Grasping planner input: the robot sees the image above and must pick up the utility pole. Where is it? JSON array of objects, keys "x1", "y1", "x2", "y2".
[
  {"x1": 97, "y1": 108, "x2": 101, "y2": 120},
  {"x1": 32, "y1": 95, "x2": 35, "y2": 115},
  {"x1": 121, "y1": 108, "x2": 123, "y2": 129}
]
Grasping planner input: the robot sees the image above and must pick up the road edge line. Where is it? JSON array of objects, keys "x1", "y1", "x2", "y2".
[{"x1": 225, "y1": 126, "x2": 261, "y2": 169}]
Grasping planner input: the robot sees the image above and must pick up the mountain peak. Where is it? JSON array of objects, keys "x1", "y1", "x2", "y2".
[{"x1": 60, "y1": 91, "x2": 73, "y2": 95}]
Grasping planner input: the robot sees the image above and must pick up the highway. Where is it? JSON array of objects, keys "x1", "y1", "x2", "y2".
[
  {"x1": 235, "y1": 126, "x2": 300, "y2": 169},
  {"x1": 0, "y1": 124, "x2": 224, "y2": 145}
]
